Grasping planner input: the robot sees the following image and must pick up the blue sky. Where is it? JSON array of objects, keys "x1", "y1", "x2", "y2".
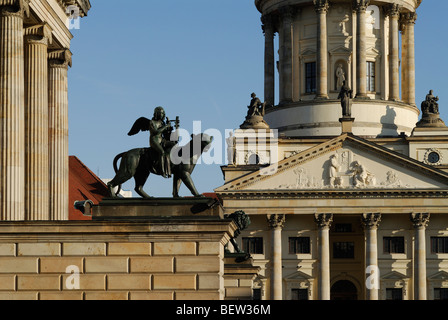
[{"x1": 67, "y1": 0, "x2": 448, "y2": 198}]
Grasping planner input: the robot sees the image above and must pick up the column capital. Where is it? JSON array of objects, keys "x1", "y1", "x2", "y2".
[
  {"x1": 24, "y1": 23, "x2": 53, "y2": 46},
  {"x1": 385, "y1": 3, "x2": 401, "y2": 18},
  {"x1": 314, "y1": 0, "x2": 330, "y2": 14},
  {"x1": 0, "y1": 0, "x2": 29, "y2": 18},
  {"x1": 48, "y1": 49, "x2": 72, "y2": 68},
  {"x1": 314, "y1": 213, "x2": 333, "y2": 229},
  {"x1": 411, "y1": 213, "x2": 430, "y2": 229},
  {"x1": 267, "y1": 214, "x2": 286, "y2": 230},
  {"x1": 361, "y1": 213, "x2": 382, "y2": 230},
  {"x1": 401, "y1": 12, "x2": 417, "y2": 24},
  {"x1": 353, "y1": 0, "x2": 370, "y2": 12},
  {"x1": 261, "y1": 14, "x2": 277, "y2": 35}
]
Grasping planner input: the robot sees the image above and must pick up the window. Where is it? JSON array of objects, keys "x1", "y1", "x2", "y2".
[
  {"x1": 334, "y1": 223, "x2": 353, "y2": 233},
  {"x1": 434, "y1": 288, "x2": 448, "y2": 300},
  {"x1": 333, "y1": 242, "x2": 355, "y2": 259},
  {"x1": 431, "y1": 237, "x2": 448, "y2": 254},
  {"x1": 305, "y1": 62, "x2": 317, "y2": 94},
  {"x1": 386, "y1": 288, "x2": 403, "y2": 300},
  {"x1": 291, "y1": 289, "x2": 309, "y2": 300},
  {"x1": 384, "y1": 237, "x2": 405, "y2": 254},
  {"x1": 253, "y1": 289, "x2": 262, "y2": 300},
  {"x1": 367, "y1": 61, "x2": 375, "y2": 92},
  {"x1": 289, "y1": 237, "x2": 311, "y2": 254},
  {"x1": 242, "y1": 237, "x2": 264, "y2": 255}
]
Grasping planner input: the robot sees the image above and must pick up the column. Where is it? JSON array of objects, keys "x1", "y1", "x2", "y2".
[
  {"x1": 314, "y1": 0, "x2": 329, "y2": 100},
  {"x1": 0, "y1": 1, "x2": 29, "y2": 221},
  {"x1": 279, "y1": 6, "x2": 293, "y2": 104},
  {"x1": 315, "y1": 213, "x2": 333, "y2": 300},
  {"x1": 403, "y1": 12, "x2": 417, "y2": 106},
  {"x1": 24, "y1": 23, "x2": 52, "y2": 221},
  {"x1": 48, "y1": 49, "x2": 72, "y2": 221},
  {"x1": 268, "y1": 214, "x2": 285, "y2": 300},
  {"x1": 262, "y1": 14, "x2": 275, "y2": 106},
  {"x1": 362, "y1": 213, "x2": 381, "y2": 300},
  {"x1": 400, "y1": 20, "x2": 408, "y2": 103},
  {"x1": 354, "y1": 0, "x2": 370, "y2": 99},
  {"x1": 411, "y1": 213, "x2": 430, "y2": 300},
  {"x1": 387, "y1": 4, "x2": 400, "y2": 101}
]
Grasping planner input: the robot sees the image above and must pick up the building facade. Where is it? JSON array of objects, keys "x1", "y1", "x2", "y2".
[
  {"x1": 216, "y1": 0, "x2": 448, "y2": 300},
  {"x1": 0, "y1": 0, "x2": 90, "y2": 221}
]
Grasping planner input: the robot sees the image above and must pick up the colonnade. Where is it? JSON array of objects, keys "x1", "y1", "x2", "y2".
[
  {"x1": 0, "y1": 1, "x2": 71, "y2": 221},
  {"x1": 261, "y1": 1, "x2": 417, "y2": 105},
  {"x1": 266, "y1": 213, "x2": 431, "y2": 300}
]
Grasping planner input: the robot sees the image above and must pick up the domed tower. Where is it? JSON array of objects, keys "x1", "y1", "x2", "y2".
[{"x1": 255, "y1": 0, "x2": 422, "y2": 137}]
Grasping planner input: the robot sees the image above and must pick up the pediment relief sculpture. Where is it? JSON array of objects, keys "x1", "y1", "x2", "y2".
[{"x1": 274, "y1": 150, "x2": 419, "y2": 190}]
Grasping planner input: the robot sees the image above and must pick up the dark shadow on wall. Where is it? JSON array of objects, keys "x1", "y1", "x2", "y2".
[{"x1": 379, "y1": 105, "x2": 398, "y2": 137}]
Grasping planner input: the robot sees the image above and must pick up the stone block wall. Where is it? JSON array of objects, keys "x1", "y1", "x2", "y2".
[{"x1": 0, "y1": 220, "x2": 236, "y2": 300}]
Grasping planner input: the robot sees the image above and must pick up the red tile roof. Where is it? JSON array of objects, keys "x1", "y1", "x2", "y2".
[{"x1": 69, "y1": 156, "x2": 109, "y2": 220}]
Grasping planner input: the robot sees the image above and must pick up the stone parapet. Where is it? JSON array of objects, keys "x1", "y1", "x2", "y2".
[{"x1": 0, "y1": 218, "x2": 237, "y2": 300}]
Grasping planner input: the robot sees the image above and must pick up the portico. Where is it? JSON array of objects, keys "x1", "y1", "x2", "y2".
[{"x1": 216, "y1": 133, "x2": 448, "y2": 300}]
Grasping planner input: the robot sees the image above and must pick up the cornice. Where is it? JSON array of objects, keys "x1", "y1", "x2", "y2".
[
  {"x1": 217, "y1": 189, "x2": 448, "y2": 200},
  {"x1": 57, "y1": 0, "x2": 90, "y2": 17}
]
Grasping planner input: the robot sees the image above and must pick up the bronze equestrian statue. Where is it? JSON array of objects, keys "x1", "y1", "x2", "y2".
[{"x1": 107, "y1": 107, "x2": 213, "y2": 198}]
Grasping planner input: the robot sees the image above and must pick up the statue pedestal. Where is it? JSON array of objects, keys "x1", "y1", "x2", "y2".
[
  {"x1": 91, "y1": 197, "x2": 223, "y2": 220},
  {"x1": 339, "y1": 117, "x2": 355, "y2": 134}
]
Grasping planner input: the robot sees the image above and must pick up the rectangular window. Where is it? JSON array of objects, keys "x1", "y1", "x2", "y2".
[
  {"x1": 434, "y1": 288, "x2": 448, "y2": 300},
  {"x1": 383, "y1": 237, "x2": 405, "y2": 254},
  {"x1": 242, "y1": 237, "x2": 264, "y2": 255},
  {"x1": 367, "y1": 61, "x2": 375, "y2": 92},
  {"x1": 431, "y1": 237, "x2": 448, "y2": 254},
  {"x1": 291, "y1": 289, "x2": 309, "y2": 301},
  {"x1": 386, "y1": 288, "x2": 403, "y2": 300},
  {"x1": 333, "y1": 242, "x2": 355, "y2": 259},
  {"x1": 305, "y1": 62, "x2": 317, "y2": 94},
  {"x1": 289, "y1": 237, "x2": 311, "y2": 254}
]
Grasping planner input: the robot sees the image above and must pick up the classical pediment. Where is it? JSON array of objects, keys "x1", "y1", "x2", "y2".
[{"x1": 216, "y1": 134, "x2": 448, "y2": 193}]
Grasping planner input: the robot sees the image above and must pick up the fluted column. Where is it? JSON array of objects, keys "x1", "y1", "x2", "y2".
[
  {"x1": 354, "y1": 0, "x2": 370, "y2": 99},
  {"x1": 402, "y1": 12, "x2": 417, "y2": 106},
  {"x1": 387, "y1": 4, "x2": 400, "y2": 101},
  {"x1": 279, "y1": 6, "x2": 293, "y2": 104},
  {"x1": 315, "y1": 213, "x2": 333, "y2": 300},
  {"x1": 314, "y1": 0, "x2": 329, "y2": 100},
  {"x1": 411, "y1": 213, "x2": 430, "y2": 300},
  {"x1": 0, "y1": 1, "x2": 29, "y2": 221},
  {"x1": 268, "y1": 214, "x2": 285, "y2": 300},
  {"x1": 24, "y1": 23, "x2": 52, "y2": 221},
  {"x1": 262, "y1": 14, "x2": 275, "y2": 106},
  {"x1": 48, "y1": 49, "x2": 71, "y2": 221},
  {"x1": 362, "y1": 213, "x2": 381, "y2": 300}
]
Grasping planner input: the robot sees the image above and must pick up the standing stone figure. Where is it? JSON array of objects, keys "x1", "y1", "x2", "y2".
[
  {"x1": 226, "y1": 132, "x2": 236, "y2": 165},
  {"x1": 338, "y1": 80, "x2": 353, "y2": 118},
  {"x1": 329, "y1": 154, "x2": 341, "y2": 188},
  {"x1": 336, "y1": 64, "x2": 346, "y2": 90}
]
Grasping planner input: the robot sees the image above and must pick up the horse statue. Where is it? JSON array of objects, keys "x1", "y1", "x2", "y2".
[{"x1": 107, "y1": 133, "x2": 213, "y2": 199}]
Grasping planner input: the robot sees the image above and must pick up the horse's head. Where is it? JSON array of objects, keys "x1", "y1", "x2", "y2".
[{"x1": 191, "y1": 133, "x2": 214, "y2": 153}]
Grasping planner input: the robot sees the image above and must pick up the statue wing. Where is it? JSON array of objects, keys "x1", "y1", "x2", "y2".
[{"x1": 128, "y1": 117, "x2": 151, "y2": 136}]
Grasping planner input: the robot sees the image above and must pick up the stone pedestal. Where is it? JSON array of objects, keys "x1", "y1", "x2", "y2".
[
  {"x1": 91, "y1": 197, "x2": 223, "y2": 220},
  {"x1": 339, "y1": 117, "x2": 355, "y2": 134}
]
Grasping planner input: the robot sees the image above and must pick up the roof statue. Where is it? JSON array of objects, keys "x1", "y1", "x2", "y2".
[
  {"x1": 416, "y1": 90, "x2": 447, "y2": 128},
  {"x1": 240, "y1": 93, "x2": 270, "y2": 129}
]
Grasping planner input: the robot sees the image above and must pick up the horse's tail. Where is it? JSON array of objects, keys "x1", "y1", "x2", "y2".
[
  {"x1": 111, "y1": 152, "x2": 127, "y2": 196},
  {"x1": 113, "y1": 152, "x2": 126, "y2": 174}
]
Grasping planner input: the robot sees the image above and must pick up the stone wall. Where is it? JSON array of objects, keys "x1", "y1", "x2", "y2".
[{"x1": 0, "y1": 219, "x2": 236, "y2": 300}]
